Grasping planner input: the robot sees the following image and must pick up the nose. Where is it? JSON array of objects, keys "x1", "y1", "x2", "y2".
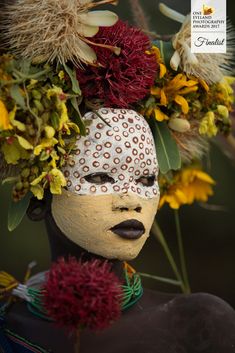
[{"x1": 112, "y1": 193, "x2": 142, "y2": 213}]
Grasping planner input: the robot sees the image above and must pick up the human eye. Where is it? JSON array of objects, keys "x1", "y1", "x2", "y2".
[
  {"x1": 136, "y1": 175, "x2": 156, "y2": 187},
  {"x1": 84, "y1": 172, "x2": 115, "y2": 185}
]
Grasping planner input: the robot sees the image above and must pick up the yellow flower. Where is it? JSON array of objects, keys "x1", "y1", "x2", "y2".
[
  {"x1": 217, "y1": 105, "x2": 229, "y2": 120},
  {"x1": 0, "y1": 100, "x2": 12, "y2": 131},
  {"x1": 49, "y1": 168, "x2": 66, "y2": 194},
  {"x1": 58, "y1": 70, "x2": 65, "y2": 80},
  {"x1": 34, "y1": 137, "x2": 58, "y2": 156},
  {"x1": 151, "y1": 74, "x2": 198, "y2": 114},
  {"x1": 2, "y1": 138, "x2": 30, "y2": 164},
  {"x1": 159, "y1": 168, "x2": 215, "y2": 209},
  {"x1": 199, "y1": 111, "x2": 218, "y2": 137},
  {"x1": 147, "y1": 46, "x2": 167, "y2": 79}
]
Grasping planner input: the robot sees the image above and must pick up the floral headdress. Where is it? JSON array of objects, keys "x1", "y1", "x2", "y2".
[{"x1": 0, "y1": 0, "x2": 234, "y2": 232}]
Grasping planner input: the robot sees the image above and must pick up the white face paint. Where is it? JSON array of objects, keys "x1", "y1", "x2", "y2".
[
  {"x1": 63, "y1": 108, "x2": 159, "y2": 199},
  {"x1": 52, "y1": 108, "x2": 160, "y2": 260}
]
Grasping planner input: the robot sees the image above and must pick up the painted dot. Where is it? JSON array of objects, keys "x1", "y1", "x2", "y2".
[
  {"x1": 93, "y1": 161, "x2": 100, "y2": 168},
  {"x1": 97, "y1": 123, "x2": 104, "y2": 129},
  {"x1": 106, "y1": 130, "x2": 114, "y2": 137},
  {"x1": 140, "y1": 162, "x2": 146, "y2": 168},
  {"x1": 118, "y1": 174, "x2": 125, "y2": 181},
  {"x1": 85, "y1": 149, "x2": 91, "y2": 156},
  {"x1": 104, "y1": 152, "x2": 111, "y2": 159},
  {"x1": 143, "y1": 169, "x2": 149, "y2": 175},
  {"x1": 64, "y1": 170, "x2": 70, "y2": 177},
  {"x1": 142, "y1": 127, "x2": 147, "y2": 133},
  {"x1": 120, "y1": 109, "x2": 127, "y2": 114},
  {"x1": 79, "y1": 158, "x2": 85, "y2": 165},
  {"x1": 86, "y1": 128, "x2": 90, "y2": 134},
  {"x1": 139, "y1": 142, "x2": 144, "y2": 149},
  {"x1": 122, "y1": 122, "x2": 128, "y2": 128},
  {"x1": 128, "y1": 166, "x2": 134, "y2": 172},
  {"x1": 114, "y1": 158, "x2": 120, "y2": 165},
  {"x1": 118, "y1": 114, "x2": 125, "y2": 119},
  {"x1": 69, "y1": 160, "x2": 75, "y2": 167},
  {"x1": 131, "y1": 186, "x2": 136, "y2": 192},
  {"x1": 133, "y1": 137, "x2": 138, "y2": 144},
  {"x1": 96, "y1": 145, "x2": 102, "y2": 151},
  {"x1": 115, "y1": 135, "x2": 121, "y2": 141},
  {"x1": 93, "y1": 152, "x2": 100, "y2": 158},
  {"x1": 135, "y1": 114, "x2": 140, "y2": 121},
  {"x1": 153, "y1": 167, "x2": 159, "y2": 174},
  {"x1": 141, "y1": 134, "x2": 145, "y2": 141},
  {"x1": 128, "y1": 118, "x2": 134, "y2": 123},
  {"x1": 90, "y1": 186, "x2": 96, "y2": 193},
  {"x1": 132, "y1": 149, "x2": 138, "y2": 156},
  {"x1": 101, "y1": 186, "x2": 108, "y2": 192},
  {"x1": 147, "y1": 137, "x2": 151, "y2": 144},
  {"x1": 126, "y1": 156, "x2": 132, "y2": 163},
  {"x1": 129, "y1": 127, "x2": 135, "y2": 134},
  {"x1": 115, "y1": 147, "x2": 122, "y2": 154},
  {"x1": 112, "y1": 116, "x2": 118, "y2": 122},
  {"x1": 104, "y1": 142, "x2": 112, "y2": 148},
  {"x1": 145, "y1": 191, "x2": 150, "y2": 198},
  {"x1": 122, "y1": 131, "x2": 129, "y2": 137},
  {"x1": 136, "y1": 124, "x2": 141, "y2": 130},
  {"x1": 139, "y1": 153, "x2": 145, "y2": 160},
  {"x1": 135, "y1": 170, "x2": 141, "y2": 176},
  {"x1": 153, "y1": 189, "x2": 158, "y2": 195},
  {"x1": 113, "y1": 185, "x2": 120, "y2": 192},
  {"x1": 80, "y1": 177, "x2": 85, "y2": 184},
  {"x1": 129, "y1": 176, "x2": 134, "y2": 182},
  {"x1": 75, "y1": 185, "x2": 81, "y2": 192},
  {"x1": 123, "y1": 183, "x2": 129, "y2": 188},
  {"x1": 125, "y1": 142, "x2": 131, "y2": 148},
  {"x1": 154, "y1": 157, "x2": 157, "y2": 164},
  {"x1": 147, "y1": 159, "x2": 152, "y2": 166},
  {"x1": 121, "y1": 164, "x2": 128, "y2": 171},
  {"x1": 95, "y1": 132, "x2": 101, "y2": 139},
  {"x1": 67, "y1": 180, "x2": 72, "y2": 187},
  {"x1": 75, "y1": 149, "x2": 81, "y2": 155},
  {"x1": 113, "y1": 126, "x2": 119, "y2": 132},
  {"x1": 73, "y1": 171, "x2": 80, "y2": 178},
  {"x1": 101, "y1": 109, "x2": 109, "y2": 115},
  {"x1": 84, "y1": 140, "x2": 91, "y2": 147},
  {"x1": 83, "y1": 166, "x2": 89, "y2": 172},
  {"x1": 134, "y1": 158, "x2": 139, "y2": 165},
  {"x1": 145, "y1": 148, "x2": 150, "y2": 155},
  {"x1": 103, "y1": 164, "x2": 109, "y2": 170},
  {"x1": 150, "y1": 148, "x2": 154, "y2": 155},
  {"x1": 111, "y1": 168, "x2": 117, "y2": 174}
]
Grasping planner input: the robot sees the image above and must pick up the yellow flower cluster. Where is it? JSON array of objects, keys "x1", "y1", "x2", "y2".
[
  {"x1": 0, "y1": 56, "x2": 82, "y2": 201},
  {"x1": 159, "y1": 168, "x2": 215, "y2": 209}
]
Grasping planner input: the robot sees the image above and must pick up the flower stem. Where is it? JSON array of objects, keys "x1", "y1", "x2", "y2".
[
  {"x1": 151, "y1": 220, "x2": 187, "y2": 293},
  {"x1": 174, "y1": 210, "x2": 191, "y2": 293},
  {"x1": 139, "y1": 272, "x2": 182, "y2": 287}
]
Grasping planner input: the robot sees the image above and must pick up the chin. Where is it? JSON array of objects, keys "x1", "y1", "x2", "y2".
[{"x1": 89, "y1": 245, "x2": 144, "y2": 261}]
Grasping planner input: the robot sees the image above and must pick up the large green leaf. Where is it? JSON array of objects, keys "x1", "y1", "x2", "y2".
[
  {"x1": 8, "y1": 192, "x2": 32, "y2": 232},
  {"x1": 71, "y1": 97, "x2": 86, "y2": 136},
  {"x1": 63, "y1": 64, "x2": 81, "y2": 95},
  {"x1": 150, "y1": 120, "x2": 181, "y2": 174},
  {"x1": 153, "y1": 40, "x2": 175, "y2": 69}
]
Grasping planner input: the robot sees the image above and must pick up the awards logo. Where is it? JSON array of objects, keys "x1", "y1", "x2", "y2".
[{"x1": 191, "y1": 0, "x2": 226, "y2": 53}]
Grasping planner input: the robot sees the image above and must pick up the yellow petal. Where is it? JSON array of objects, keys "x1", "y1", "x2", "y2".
[
  {"x1": 0, "y1": 100, "x2": 12, "y2": 131},
  {"x1": 154, "y1": 108, "x2": 169, "y2": 122},
  {"x1": 30, "y1": 185, "x2": 44, "y2": 200},
  {"x1": 150, "y1": 87, "x2": 161, "y2": 96},
  {"x1": 30, "y1": 172, "x2": 47, "y2": 186},
  {"x1": 16, "y1": 135, "x2": 33, "y2": 150},
  {"x1": 160, "y1": 89, "x2": 167, "y2": 106},
  {"x1": 159, "y1": 63, "x2": 167, "y2": 79},
  {"x1": 174, "y1": 95, "x2": 189, "y2": 114},
  {"x1": 79, "y1": 24, "x2": 99, "y2": 37}
]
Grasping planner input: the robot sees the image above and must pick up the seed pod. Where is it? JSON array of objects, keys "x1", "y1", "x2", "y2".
[
  {"x1": 45, "y1": 126, "x2": 55, "y2": 139},
  {"x1": 42, "y1": 97, "x2": 51, "y2": 109},
  {"x1": 41, "y1": 112, "x2": 50, "y2": 123},
  {"x1": 34, "y1": 100, "x2": 44, "y2": 113},
  {"x1": 31, "y1": 166, "x2": 39, "y2": 175},
  {"x1": 32, "y1": 90, "x2": 42, "y2": 100},
  {"x1": 21, "y1": 168, "x2": 30, "y2": 178},
  {"x1": 23, "y1": 181, "x2": 30, "y2": 189},
  {"x1": 168, "y1": 118, "x2": 191, "y2": 133},
  {"x1": 50, "y1": 112, "x2": 60, "y2": 130},
  {"x1": 15, "y1": 181, "x2": 23, "y2": 191}
]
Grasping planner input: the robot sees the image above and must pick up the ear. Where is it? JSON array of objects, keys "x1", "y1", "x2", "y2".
[{"x1": 27, "y1": 193, "x2": 51, "y2": 222}]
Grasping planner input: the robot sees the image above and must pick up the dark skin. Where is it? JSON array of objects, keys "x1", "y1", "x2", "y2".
[{"x1": 3, "y1": 196, "x2": 235, "y2": 353}]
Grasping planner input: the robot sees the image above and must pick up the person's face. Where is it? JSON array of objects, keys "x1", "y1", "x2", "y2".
[{"x1": 52, "y1": 109, "x2": 160, "y2": 260}]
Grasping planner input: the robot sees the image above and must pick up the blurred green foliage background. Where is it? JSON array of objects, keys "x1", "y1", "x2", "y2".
[{"x1": 1, "y1": 0, "x2": 235, "y2": 306}]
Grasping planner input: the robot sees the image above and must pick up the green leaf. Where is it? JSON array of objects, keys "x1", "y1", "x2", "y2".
[
  {"x1": 63, "y1": 64, "x2": 81, "y2": 95},
  {"x1": 10, "y1": 85, "x2": 26, "y2": 109},
  {"x1": 71, "y1": 97, "x2": 86, "y2": 136},
  {"x1": 19, "y1": 59, "x2": 31, "y2": 75},
  {"x1": 153, "y1": 40, "x2": 175, "y2": 70},
  {"x1": 8, "y1": 192, "x2": 32, "y2": 231},
  {"x1": 150, "y1": 120, "x2": 181, "y2": 174}
]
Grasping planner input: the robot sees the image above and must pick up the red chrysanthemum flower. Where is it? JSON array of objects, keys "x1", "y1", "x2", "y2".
[
  {"x1": 76, "y1": 20, "x2": 158, "y2": 108},
  {"x1": 43, "y1": 257, "x2": 122, "y2": 332}
]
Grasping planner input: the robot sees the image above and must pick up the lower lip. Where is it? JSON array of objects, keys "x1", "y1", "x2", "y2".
[{"x1": 111, "y1": 228, "x2": 145, "y2": 240}]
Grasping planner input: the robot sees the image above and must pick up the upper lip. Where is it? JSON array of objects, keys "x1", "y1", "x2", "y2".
[{"x1": 110, "y1": 219, "x2": 145, "y2": 240}]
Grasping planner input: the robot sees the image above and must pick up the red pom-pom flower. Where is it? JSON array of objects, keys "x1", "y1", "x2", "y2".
[
  {"x1": 77, "y1": 20, "x2": 157, "y2": 108},
  {"x1": 43, "y1": 257, "x2": 122, "y2": 332}
]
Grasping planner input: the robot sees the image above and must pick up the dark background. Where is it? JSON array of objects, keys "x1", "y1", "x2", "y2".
[{"x1": 0, "y1": 0, "x2": 235, "y2": 307}]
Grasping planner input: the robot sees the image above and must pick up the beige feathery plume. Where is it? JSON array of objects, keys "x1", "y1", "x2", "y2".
[
  {"x1": 1, "y1": 0, "x2": 119, "y2": 66},
  {"x1": 159, "y1": 3, "x2": 235, "y2": 84}
]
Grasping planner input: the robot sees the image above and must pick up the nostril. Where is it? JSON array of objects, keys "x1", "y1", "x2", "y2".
[{"x1": 135, "y1": 207, "x2": 142, "y2": 213}]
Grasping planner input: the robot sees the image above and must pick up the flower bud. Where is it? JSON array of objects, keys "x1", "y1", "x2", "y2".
[
  {"x1": 32, "y1": 90, "x2": 42, "y2": 100},
  {"x1": 34, "y1": 100, "x2": 44, "y2": 113},
  {"x1": 168, "y1": 118, "x2": 191, "y2": 133},
  {"x1": 44, "y1": 125, "x2": 55, "y2": 139},
  {"x1": 217, "y1": 105, "x2": 229, "y2": 121}
]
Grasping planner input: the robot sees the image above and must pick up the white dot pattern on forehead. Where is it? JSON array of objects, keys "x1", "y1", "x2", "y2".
[{"x1": 63, "y1": 108, "x2": 160, "y2": 199}]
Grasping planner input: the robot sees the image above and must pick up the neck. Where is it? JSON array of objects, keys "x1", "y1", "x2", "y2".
[{"x1": 44, "y1": 207, "x2": 124, "y2": 280}]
